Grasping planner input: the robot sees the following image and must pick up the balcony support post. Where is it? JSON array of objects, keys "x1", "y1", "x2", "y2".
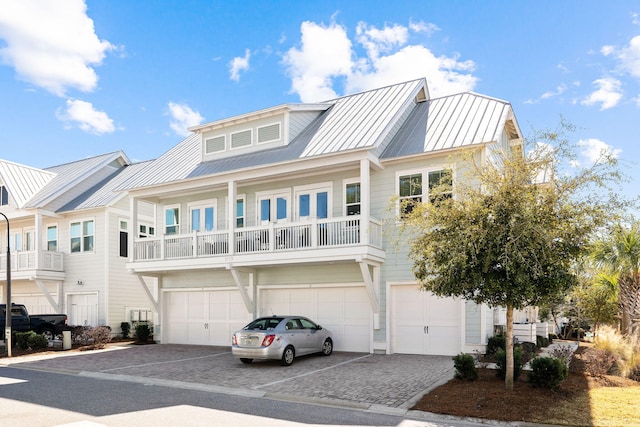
[
  {"x1": 227, "y1": 265, "x2": 254, "y2": 315},
  {"x1": 358, "y1": 259, "x2": 380, "y2": 329},
  {"x1": 34, "y1": 279, "x2": 61, "y2": 312}
]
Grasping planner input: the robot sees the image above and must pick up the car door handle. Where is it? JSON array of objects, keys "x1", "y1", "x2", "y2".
[{"x1": 424, "y1": 326, "x2": 428, "y2": 334}]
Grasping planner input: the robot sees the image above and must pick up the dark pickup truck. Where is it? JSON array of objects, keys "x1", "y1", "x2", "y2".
[{"x1": 1, "y1": 304, "x2": 68, "y2": 340}]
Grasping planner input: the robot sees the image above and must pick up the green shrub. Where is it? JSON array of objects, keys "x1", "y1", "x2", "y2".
[
  {"x1": 536, "y1": 335, "x2": 549, "y2": 348},
  {"x1": 15, "y1": 331, "x2": 48, "y2": 350},
  {"x1": 135, "y1": 323, "x2": 152, "y2": 343},
  {"x1": 528, "y1": 356, "x2": 568, "y2": 389},
  {"x1": 452, "y1": 353, "x2": 477, "y2": 381},
  {"x1": 120, "y1": 322, "x2": 131, "y2": 339},
  {"x1": 495, "y1": 346, "x2": 523, "y2": 380},
  {"x1": 486, "y1": 334, "x2": 506, "y2": 356}
]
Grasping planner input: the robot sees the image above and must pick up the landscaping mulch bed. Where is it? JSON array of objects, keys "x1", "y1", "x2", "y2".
[{"x1": 412, "y1": 345, "x2": 638, "y2": 424}]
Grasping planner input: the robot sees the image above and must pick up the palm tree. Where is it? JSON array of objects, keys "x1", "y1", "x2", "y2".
[{"x1": 591, "y1": 223, "x2": 640, "y2": 335}]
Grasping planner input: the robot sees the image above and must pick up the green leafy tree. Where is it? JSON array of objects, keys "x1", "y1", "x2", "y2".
[
  {"x1": 399, "y1": 120, "x2": 625, "y2": 390},
  {"x1": 572, "y1": 271, "x2": 618, "y2": 335},
  {"x1": 591, "y1": 223, "x2": 640, "y2": 334}
]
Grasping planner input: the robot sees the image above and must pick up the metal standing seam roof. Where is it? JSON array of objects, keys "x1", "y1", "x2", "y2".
[
  {"x1": 24, "y1": 151, "x2": 131, "y2": 209},
  {"x1": 58, "y1": 160, "x2": 154, "y2": 212},
  {"x1": 0, "y1": 159, "x2": 56, "y2": 208},
  {"x1": 121, "y1": 79, "x2": 428, "y2": 190},
  {"x1": 381, "y1": 92, "x2": 516, "y2": 159}
]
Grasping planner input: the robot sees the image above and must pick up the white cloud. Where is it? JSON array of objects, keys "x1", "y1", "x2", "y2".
[
  {"x1": 168, "y1": 102, "x2": 204, "y2": 137},
  {"x1": 601, "y1": 45, "x2": 615, "y2": 56},
  {"x1": 283, "y1": 21, "x2": 353, "y2": 102},
  {"x1": 57, "y1": 99, "x2": 115, "y2": 135},
  {"x1": 617, "y1": 35, "x2": 640, "y2": 79},
  {"x1": 283, "y1": 20, "x2": 477, "y2": 103},
  {"x1": 541, "y1": 84, "x2": 568, "y2": 99},
  {"x1": 577, "y1": 138, "x2": 621, "y2": 164},
  {"x1": 581, "y1": 78, "x2": 623, "y2": 110},
  {"x1": 229, "y1": 49, "x2": 251, "y2": 82},
  {"x1": 409, "y1": 20, "x2": 440, "y2": 36},
  {"x1": 0, "y1": 0, "x2": 114, "y2": 96}
]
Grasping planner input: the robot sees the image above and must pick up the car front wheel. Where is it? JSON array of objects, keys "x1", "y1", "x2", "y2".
[
  {"x1": 321, "y1": 338, "x2": 333, "y2": 356},
  {"x1": 281, "y1": 345, "x2": 295, "y2": 366}
]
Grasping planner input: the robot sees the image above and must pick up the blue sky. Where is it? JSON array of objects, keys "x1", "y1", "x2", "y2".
[{"x1": 0, "y1": 1, "x2": 639, "y2": 205}]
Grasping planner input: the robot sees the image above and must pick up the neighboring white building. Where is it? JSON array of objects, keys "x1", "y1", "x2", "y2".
[
  {"x1": 121, "y1": 78, "x2": 524, "y2": 355},
  {"x1": 0, "y1": 151, "x2": 156, "y2": 332}
]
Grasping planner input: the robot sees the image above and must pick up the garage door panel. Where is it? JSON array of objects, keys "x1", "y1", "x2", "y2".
[
  {"x1": 261, "y1": 287, "x2": 371, "y2": 353},
  {"x1": 391, "y1": 285, "x2": 461, "y2": 356}
]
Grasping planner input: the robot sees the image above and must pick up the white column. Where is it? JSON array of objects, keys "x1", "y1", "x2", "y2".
[
  {"x1": 228, "y1": 181, "x2": 237, "y2": 254},
  {"x1": 129, "y1": 197, "x2": 138, "y2": 262},
  {"x1": 359, "y1": 159, "x2": 371, "y2": 245}
]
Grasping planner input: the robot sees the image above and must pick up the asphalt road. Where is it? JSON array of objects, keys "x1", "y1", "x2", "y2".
[{"x1": 0, "y1": 366, "x2": 482, "y2": 427}]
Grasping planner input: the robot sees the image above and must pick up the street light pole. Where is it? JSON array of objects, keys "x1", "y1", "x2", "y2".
[{"x1": 0, "y1": 212, "x2": 11, "y2": 357}]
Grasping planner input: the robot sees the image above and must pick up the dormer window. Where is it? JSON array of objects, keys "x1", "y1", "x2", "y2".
[
  {"x1": 231, "y1": 129, "x2": 252, "y2": 149},
  {"x1": 205, "y1": 135, "x2": 225, "y2": 154},
  {"x1": 257, "y1": 123, "x2": 281, "y2": 144}
]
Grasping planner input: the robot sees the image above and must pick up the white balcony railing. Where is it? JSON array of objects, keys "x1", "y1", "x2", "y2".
[
  {"x1": 133, "y1": 216, "x2": 383, "y2": 262},
  {"x1": 0, "y1": 250, "x2": 64, "y2": 273}
]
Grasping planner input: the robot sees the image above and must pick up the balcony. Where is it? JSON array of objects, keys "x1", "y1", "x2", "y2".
[
  {"x1": 0, "y1": 250, "x2": 65, "y2": 280},
  {"x1": 130, "y1": 216, "x2": 384, "y2": 271}
]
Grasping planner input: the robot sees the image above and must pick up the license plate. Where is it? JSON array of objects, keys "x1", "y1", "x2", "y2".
[{"x1": 241, "y1": 338, "x2": 256, "y2": 346}]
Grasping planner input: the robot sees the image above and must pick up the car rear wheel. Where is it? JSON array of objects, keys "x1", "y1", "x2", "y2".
[
  {"x1": 321, "y1": 338, "x2": 333, "y2": 356},
  {"x1": 281, "y1": 345, "x2": 295, "y2": 366},
  {"x1": 39, "y1": 328, "x2": 55, "y2": 341},
  {"x1": 240, "y1": 358, "x2": 253, "y2": 364}
]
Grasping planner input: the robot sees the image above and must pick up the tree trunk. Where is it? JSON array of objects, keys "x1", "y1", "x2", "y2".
[{"x1": 505, "y1": 305, "x2": 514, "y2": 390}]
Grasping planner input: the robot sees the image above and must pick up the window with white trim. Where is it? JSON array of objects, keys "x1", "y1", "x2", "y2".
[
  {"x1": 47, "y1": 225, "x2": 57, "y2": 252},
  {"x1": 257, "y1": 123, "x2": 281, "y2": 144},
  {"x1": 70, "y1": 219, "x2": 94, "y2": 253},
  {"x1": 189, "y1": 200, "x2": 216, "y2": 232},
  {"x1": 236, "y1": 196, "x2": 246, "y2": 228},
  {"x1": 139, "y1": 224, "x2": 155, "y2": 238},
  {"x1": 294, "y1": 183, "x2": 331, "y2": 220},
  {"x1": 119, "y1": 219, "x2": 128, "y2": 258},
  {"x1": 257, "y1": 190, "x2": 290, "y2": 224},
  {"x1": 205, "y1": 135, "x2": 225, "y2": 154},
  {"x1": 344, "y1": 181, "x2": 361, "y2": 216},
  {"x1": 231, "y1": 129, "x2": 252, "y2": 149},
  {"x1": 397, "y1": 168, "x2": 453, "y2": 215},
  {"x1": 164, "y1": 205, "x2": 180, "y2": 235}
]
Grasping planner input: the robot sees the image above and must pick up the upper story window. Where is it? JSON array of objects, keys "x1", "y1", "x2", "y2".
[
  {"x1": 257, "y1": 190, "x2": 290, "y2": 224},
  {"x1": 190, "y1": 201, "x2": 216, "y2": 232},
  {"x1": 139, "y1": 224, "x2": 155, "y2": 238},
  {"x1": 295, "y1": 184, "x2": 330, "y2": 220},
  {"x1": 205, "y1": 135, "x2": 225, "y2": 154},
  {"x1": 257, "y1": 123, "x2": 281, "y2": 144},
  {"x1": 0, "y1": 185, "x2": 8, "y2": 206},
  {"x1": 47, "y1": 225, "x2": 57, "y2": 252},
  {"x1": 70, "y1": 220, "x2": 94, "y2": 253},
  {"x1": 345, "y1": 182, "x2": 361, "y2": 216},
  {"x1": 231, "y1": 129, "x2": 252, "y2": 149},
  {"x1": 119, "y1": 220, "x2": 128, "y2": 258},
  {"x1": 398, "y1": 169, "x2": 453, "y2": 215},
  {"x1": 165, "y1": 206, "x2": 180, "y2": 235},
  {"x1": 236, "y1": 197, "x2": 245, "y2": 228}
]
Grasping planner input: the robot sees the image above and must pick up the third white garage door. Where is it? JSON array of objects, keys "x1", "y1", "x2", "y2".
[
  {"x1": 260, "y1": 285, "x2": 371, "y2": 352},
  {"x1": 391, "y1": 284, "x2": 462, "y2": 356}
]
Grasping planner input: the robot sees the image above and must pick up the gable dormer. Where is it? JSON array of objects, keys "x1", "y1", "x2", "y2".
[{"x1": 190, "y1": 104, "x2": 330, "y2": 162}]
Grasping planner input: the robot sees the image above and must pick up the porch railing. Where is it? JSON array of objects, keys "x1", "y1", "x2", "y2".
[
  {"x1": 0, "y1": 250, "x2": 64, "y2": 272},
  {"x1": 133, "y1": 216, "x2": 383, "y2": 262}
]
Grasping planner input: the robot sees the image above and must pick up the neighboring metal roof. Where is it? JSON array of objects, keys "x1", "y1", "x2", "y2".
[
  {"x1": 0, "y1": 159, "x2": 55, "y2": 208},
  {"x1": 381, "y1": 92, "x2": 516, "y2": 159},
  {"x1": 25, "y1": 151, "x2": 131, "y2": 209},
  {"x1": 59, "y1": 160, "x2": 153, "y2": 212}
]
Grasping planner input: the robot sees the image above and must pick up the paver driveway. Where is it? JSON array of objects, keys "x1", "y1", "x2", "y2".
[{"x1": 4, "y1": 343, "x2": 455, "y2": 409}]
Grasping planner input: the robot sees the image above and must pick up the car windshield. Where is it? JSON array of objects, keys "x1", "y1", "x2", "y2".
[{"x1": 244, "y1": 317, "x2": 283, "y2": 330}]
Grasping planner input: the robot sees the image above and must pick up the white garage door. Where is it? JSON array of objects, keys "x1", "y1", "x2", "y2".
[
  {"x1": 165, "y1": 289, "x2": 250, "y2": 346},
  {"x1": 391, "y1": 285, "x2": 462, "y2": 356},
  {"x1": 68, "y1": 293, "x2": 99, "y2": 327},
  {"x1": 260, "y1": 286, "x2": 371, "y2": 352}
]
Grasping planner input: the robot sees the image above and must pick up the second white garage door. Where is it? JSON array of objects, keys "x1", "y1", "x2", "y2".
[
  {"x1": 260, "y1": 286, "x2": 371, "y2": 352},
  {"x1": 391, "y1": 284, "x2": 462, "y2": 356},
  {"x1": 165, "y1": 289, "x2": 250, "y2": 346}
]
